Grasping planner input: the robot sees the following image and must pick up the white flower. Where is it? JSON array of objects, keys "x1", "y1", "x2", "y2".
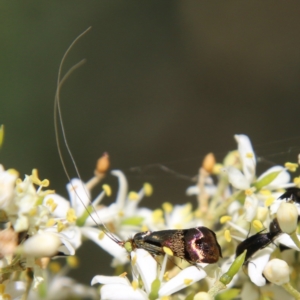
[
  {"x1": 263, "y1": 259, "x2": 290, "y2": 285},
  {"x1": 92, "y1": 249, "x2": 208, "y2": 299}
]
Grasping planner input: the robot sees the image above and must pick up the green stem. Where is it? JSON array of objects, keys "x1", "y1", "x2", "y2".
[
  {"x1": 207, "y1": 281, "x2": 226, "y2": 298},
  {"x1": 282, "y1": 282, "x2": 300, "y2": 300}
]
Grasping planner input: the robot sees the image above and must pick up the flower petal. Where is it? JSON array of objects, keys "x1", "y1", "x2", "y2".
[
  {"x1": 235, "y1": 134, "x2": 256, "y2": 183},
  {"x1": 81, "y1": 227, "x2": 128, "y2": 264},
  {"x1": 277, "y1": 233, "x2": 300, "y2": 250},
  {"x1": 244, "y1": 195, "x2": 258, "y2": 222},
  {"x1": 132, "y1": 249, "x2": 157, "y2": 294},
  {"x1": 111, "y1": 170, "x2": 128, "y2": 209},
  {"x1": 101, "y1": 284, "x2": 147, "y2": 300},
  {"x1": 159, "y1": 266, "x2": 206, "y2": 297},
  {"x1": 67, "y1": 178, "x2": 90, "y2": 217},
  {"x1": 44, "y1": 194, "x2": 70, "y2": 218},
  {"x1": 248, "y1": 246, "x2": 274, "y2": 286},
  {"x1": 223, "y1": 167, "x2": 250, "y2": 190},
  {"x1": 91, "y1": 275, "x2": 131, "y2": 286}
]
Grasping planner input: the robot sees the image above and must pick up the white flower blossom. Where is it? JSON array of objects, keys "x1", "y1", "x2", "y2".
[{"x1": 92, "y1": 249, "x2": 208, "y2": 299}]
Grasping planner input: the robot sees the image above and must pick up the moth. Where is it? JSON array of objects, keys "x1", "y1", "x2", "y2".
[
  {"x1": 118, "y1": 226, "x2": 222, "y2": 264},
  {"x1": 54, "y1": 28, "x2": 222, "y2": 266}
]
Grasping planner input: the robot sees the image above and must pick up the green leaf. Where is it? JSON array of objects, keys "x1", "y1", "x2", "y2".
[
  {"x1": 253, "y1": 170, "x2": 282, "y2": 190},
  {"x1": 121, "y1": 216, "x2": 144, "y2": 226}
]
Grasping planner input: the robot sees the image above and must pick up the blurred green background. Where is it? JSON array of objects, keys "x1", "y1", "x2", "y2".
[{"x1": 1, "y1": 1, "x2": 300, "y2": 283}]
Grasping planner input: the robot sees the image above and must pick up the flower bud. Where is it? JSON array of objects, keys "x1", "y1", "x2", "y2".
[
  {"x1": 202, "y1": 153, "x2": 216, "y2": 174},
  {"x1": 21, "y1": 232, "x2": 61, "y2": 257},
  {"x1": 263, "y1": 259, "x2": 290, "y2": 285},
  {"x1": 277, "y1": 202, "x2": 298, "y2": 234},
  {"x1": 95, "y1": 152, "x2": 110, "y2": 175}
]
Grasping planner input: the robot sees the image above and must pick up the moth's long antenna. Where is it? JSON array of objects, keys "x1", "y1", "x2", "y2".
[{"x1": 54, "y1": 27, "x2": 121, "y2": 244}]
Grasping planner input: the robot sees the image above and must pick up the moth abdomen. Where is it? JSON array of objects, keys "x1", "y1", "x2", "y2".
[{"x1": 132, "y1": 226, "x2": 222, "y2": 264}]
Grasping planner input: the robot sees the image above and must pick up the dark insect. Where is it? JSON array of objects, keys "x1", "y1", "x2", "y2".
[
  {"x1": 278, "y1": 187, "x2": 300, "y2": 203},
  {"x1": 235, "y1": 219, "x2": 282, "y2": 262},
  {"x1": 54, "y1": 29, "x2": 222, "y2": 267},
  {"x1": 118, "y1": 227, "x2": 222, "y2": 264}
]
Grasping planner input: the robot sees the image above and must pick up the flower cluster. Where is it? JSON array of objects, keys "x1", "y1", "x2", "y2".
[{"x1": 1, "y1": 133, "x2": 300, "y2": 300}]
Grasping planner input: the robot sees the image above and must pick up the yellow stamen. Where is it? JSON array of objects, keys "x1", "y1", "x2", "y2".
[
  {"x1": 252, "y1": 219, "x2": 263, "y2": 231},
  {"x1": 30, "y1": 169, "x2": 50, "y2": 187},
  {"x1": 213, "y1": 163, "x2": 223, "y2": 175},
  {"x1": 46, "y1": 219, "x2": 56, "y2": 227},
  {"x1": 102, "y1": 184, "x2": 111, "y2": 196},
  {"x1": 46, "y1": 198, "x2": 57, "y2": 212},
  {"x1": 173, "y1": 223, "x2": 183, "y2": 229},
  {"x1": 163, "y1": 272, "x2": 170, "y2": 281},
  {"x1": 67, "y1": 256, "x2": 79, "y2": 268},
  {"x1": 163, "y1": 246, "x2": 173, "y2": 256},
  {"x1": 7, "y1": 168, "x2": 18, "y2": 177},
  {"x1": 131, "y1": 280, "x2": 138, "y2": 290},
  {"x1": 293, "y1": 176, "x2": 300, "y2": 187},
  {"x1": 184, "y1": 278, "x2": 193, "y2": 285},
  {"x1": 57, "y1": 221, "x2": 65, "y2": 232},
  {"x1": 49, "y1": 261, "x2": 61, "y2": 273},
  {"x1": 259, "y1": 189, "x2": 272, "y2": 196},
  {"x1": 28, "y1": 207, "x2": 37, "y2": 216},
  {"x1": 140, "y1": 225, "x2": 148, "y2": 232},
  {"x1": 285, "y1": 162, "x2": 298, "y2": 172},
  {"x1": 98, "y1": 231, "x2": 105, "y2": 240},
  {"x1": 119, "y1": 272, "x2": 127, "y2": 278},
  {"x1": 162, "y1": 202, "x2": 173, "y2": 213},
  {"x1": 143, "y1": 183, "x2": 153, "y2": 196},
  {"x1": 152, "y1": 209, "x2": 164, "y2": 224},
  {"x1": 182, "y1": 203, "x2": 193, "y2": 216},
  {"x1": 194, "y1": 209, "x2": 202, "y2": 218},
  {"x1": 246, "y1": 152, "x2": 254, "y2": 158},
  {"x1": 224, "y1": 229, "x2": 231, "y2": 242},
  {"x1": 128, "y1": 191, "x2": 139, "y2": 201},
  {"x1": 245, "y1": 189, "x2": 253, "y2": 196},
  {"x1": 161, "y1": 297, "x2": 170, "y2": 300},
  {"x1": 118, "y1": 211, "x2": 124, "y2": 217},
  {"x1": 265, "y1": 197, "x2": 275, "y2": 207},
  {"x1": 220, "y1": 215, "x2": 232, "y2": 224},
  {"x1": 66, "y1": 208, "x2": 77, "y2": 223}
]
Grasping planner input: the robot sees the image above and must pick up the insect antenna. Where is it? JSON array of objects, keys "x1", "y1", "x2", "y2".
[{"x1": 54, "y1": 27, "x2": 122, "y2": 245}]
